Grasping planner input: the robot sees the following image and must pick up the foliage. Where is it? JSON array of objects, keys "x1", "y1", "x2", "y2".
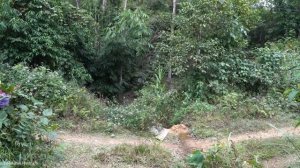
[
  {"x1": 104, "y1": 69, "x2": 180, "y2": 130},
  {"x1": 186, "y1": 142, "x2": 262, "y2": 168},
  {"x1": 187, "y1": 150, "x2": 204, "y2": 168},
  {"x1": 285, "y1": 82, "x2": 300, "y2": 127},
  {"x1": 186, "y1": 136, "x2": 300, "y2": 168},
  {"x1": 154, "y1": 0, "x2": 287, "y2": 99},
  {"x1": 218, "y1": 91, "x2": 287, "y2": 118},
  {"x1": 0, "y1": 64, "x2": 105, "y2": 119},
  {"x1": 0, "y1": 0, "x2": 96, "y2": 84},
  {"x1": 0, "y1": 82, "x2": 56, "y2": 166},
  {"x1": 90, "y1": 9, "x2": 152, "y2": 95},
  {"x1": 250, "y1": 0, "x2": 300, "y2": 44},
  {"x1": 204, "y1": 143, "x2": 261, "y2": 168},
  {"x1": 102, "y1": 68, "x2": 225, "y2": 130}
]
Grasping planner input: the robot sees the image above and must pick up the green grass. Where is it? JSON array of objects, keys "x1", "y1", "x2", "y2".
[
  {"x1": 197, "y1": 137, "x2": 300, "y2": 168},
  {"x1": 240, "y1": 137, "x2": 300, "y2": 161},
  {"x1": 95, "y1": 144, "x2": 177, "y2": 168},
  {"x1": 56, "y1": 118, "x2": 123, "y2": 134},
  {"x1": 187, "y1": 112, "x2": 297, "y2": 139}
]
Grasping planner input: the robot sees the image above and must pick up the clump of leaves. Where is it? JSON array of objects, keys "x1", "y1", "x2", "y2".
[
  {"x1": 285, "y1": 84, "x2": 300, "y2": 127},
  {"x1": 187, "y1": 142, "x2": 262, "y2": 168},
  {"x1": 0, "y1": 83, "x2": 57, "y2": 166},
  {"x1": 0, "y1": 64, "x2": 106, "y2": 119},
  {"x1": 0, "y1": 0, "x2": 95, "y2": 84},
  {"x1": 187, "y1": 150, "x2": 205, "y2": 168}
]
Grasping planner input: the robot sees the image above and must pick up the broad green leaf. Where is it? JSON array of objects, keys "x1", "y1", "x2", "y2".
[
  {"x1": 32, "y1": 98, "x2": 44, "y2": 106},
  {"x1": 18, "y1": 104, "x2": 29, "y2": 112},
  {"x1": 42, "y1": 109, "x2": 53, "y2": 117},
  {"x1": 0, "y1": 162, "x2": 12, "y2": 168},
  {"x1": 0, "y1": 111, "x2": 7, "y2": 121},
  {"x1": 0, "y1": 111, "x2": 8, "y2": 129},
  {"x1": 40, "y1": 117, "x2": 49, "y2": 126},
  {"x1": 188, "y1": 150, "x2": 204, "y2": 168},
  {"x1": 288, "y1": 89, "x2": 299, "y2": 101}
]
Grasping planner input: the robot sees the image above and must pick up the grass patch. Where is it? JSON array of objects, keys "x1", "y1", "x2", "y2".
[
  {"x1": 95, "y1": 144, "x2": 174, "y2": 168},
  {"x1": 187, "y1": 112, "x2": 297, "y2": 138},
  {"x1": 194, "y1": 137, "x2": 300, "y2": 167},
  {"x1": 56, "y1": 119, "x2": 124, "y2": 134},
  {"x1": 240, "y1": 136, "x2": 300, "y2": 161}
]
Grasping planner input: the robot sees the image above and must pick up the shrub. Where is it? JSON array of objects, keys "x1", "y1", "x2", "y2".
[
  {"x1": 105, "y1": 87, "x2": 179, "y2": 130},
  {"x1": 56, "y1": 87, "x2": 106, "y2": 119},
  {"x1": 217, "y1": 91, "x2": 287, "y2": 118},
  {"x1": 0, "y1": 82, "x2": 56, "y2": 166},
  {"x1": 104, "y1": 69, "x2": 181, "y2": 130},
  {"x1": 0, "y1": 64, "x2": 105, "y2": 119},
  {"x1": 187, "y1": 143, "x2": 262, "y2": 168},
  {"x1": 0, "y1": 0, "x2": 95, "y2": 84}
]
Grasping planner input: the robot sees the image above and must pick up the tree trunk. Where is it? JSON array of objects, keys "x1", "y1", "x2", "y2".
[
  {"x1": 171, "y1": 0, "x2": 177, "y2": 34},
  {"x1": 102, "y1": 0, "x2": 107, "y2": 11},
  {"x1": 295, "y1": 25, "x2": 300, "y2": 38},
  {"x1": 119, "y1": 66, "x2": 123, "y2": 85},
  {"x1": 167, "y1": 0, "x2": 177, "y2": 91},
  {"x1": 124, "y1": 0, "x2": 128, "y2": 10},
  {"x1": 75, "y1": 0, "x2": 80, "y2": 8}
]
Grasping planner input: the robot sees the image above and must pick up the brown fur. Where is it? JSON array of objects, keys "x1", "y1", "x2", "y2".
[{"x1": 169, "y1": 124, "x2": 190, "y2": 141}]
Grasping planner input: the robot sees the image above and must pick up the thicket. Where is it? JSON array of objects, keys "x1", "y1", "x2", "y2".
[
  {"x1": 0, "y1": 82, "x2": 55, "y2": 166},
  {"x1": 1, "y1": 0, "x2": 300, "y2": 166},
  {"x1": 0, "y1": 63, "x2": 108, "y2": 165},
  {"x1": 1, "y1": 0, "x2": 299, "y2": 97}
]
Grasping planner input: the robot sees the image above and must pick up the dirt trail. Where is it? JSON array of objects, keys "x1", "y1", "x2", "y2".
[
  {"x1": 58, "y1": 126, "x2": 300, "y2": 154},
  {"x1": 184, "y1": 126, "x2": 300, "y2": 151}
]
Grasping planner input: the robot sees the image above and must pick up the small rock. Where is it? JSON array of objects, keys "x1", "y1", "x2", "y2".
[
  {"x1": 110, "y1": 134, "x2": 115, "y2": 138},
  {"x1": 150, "y1": 126, "x2": 160, "y2": 136},
  {"x1": 156, "y1": 128, "x2": 169, "y2": 141}
]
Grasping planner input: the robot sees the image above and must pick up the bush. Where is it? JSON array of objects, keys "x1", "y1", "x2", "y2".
[
  {"x1": 0, "y1": 82, "x2": 56, "y2": 166},
  {"x1": 105, "y1": 87, "x2": 179, "y2": 130},
  {"x1": 56, "y1": 87, "x2": 106, "y2": 119},
  {"x1": 0, "y1": 0, "x2": 95, "y2": 84},
  {"x1": 217, "y1": 91, "x2": 286, "y2": 118},
  {"x1": 187, "y1": 144, "x2": 261, "y2": 168},
  {"x1": 105, "y1": 69, "x2": 181, "y2": 130},
  {"x1": 0, "y1": 64, "x2": 105, "y2": 119}
]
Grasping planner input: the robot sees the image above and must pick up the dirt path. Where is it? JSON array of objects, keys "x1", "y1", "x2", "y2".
[
  {"x1": 184, "y1": 126, "x2": 300, "y2": 151},
  {"x1": 56, "y1": 127, "x2": 300, "y2": 168},
  {"x1": 58, "y1": 126, "x2": 300, "y2": 154}
]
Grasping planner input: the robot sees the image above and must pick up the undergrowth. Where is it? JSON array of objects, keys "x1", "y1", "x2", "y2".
[{"x1": 95, "y1": 144, "x2": 174, "y2": 168}]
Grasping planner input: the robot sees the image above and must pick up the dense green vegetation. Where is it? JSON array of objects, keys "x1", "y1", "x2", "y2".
[
  {"x1": 0, "y1": 0, "x2": 300, "y2": 167},
  {"x1": 188, "y1": 137, "x2": 300, "y2": 168}
]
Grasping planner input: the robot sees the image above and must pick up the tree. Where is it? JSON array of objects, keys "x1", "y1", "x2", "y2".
[
  {"x1": 250, "y1": 0, "x2": 300, "y2": 44},
  {"x1": 89, "y1": 9, "x2": 151, "y2": 95},
  {"x1": 0, "y1": 0, "x2": 96, "y2": 84},
  {"x1": 166, "y1": 0, "x2": 177, "y2": 91},
  {"x1": 155, "y1": 0, "x2": 262, "y2": 97}
]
